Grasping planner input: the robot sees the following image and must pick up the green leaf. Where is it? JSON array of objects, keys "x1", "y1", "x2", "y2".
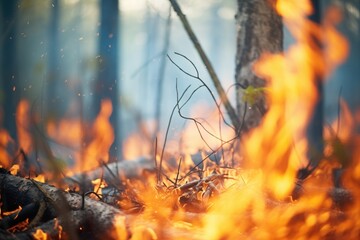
[{"x1": 242, "y1": 85, "x2": 266, "y2": 106}]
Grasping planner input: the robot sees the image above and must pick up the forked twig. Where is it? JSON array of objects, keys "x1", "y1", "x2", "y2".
[
  {"x1": 158, "y1": 82, "x2": 191, "y2": 184},
  {"x1": 168, "y1": 53, "x2": 234, "y2": 131},
  {"x1": 169, "y1": 53, "x2": 238, "y2": 157},
  {"x1": 168, "y1": 0, "x2": 240, "y2": 132},
  {"x1": 175, "y1": 84, "x2": 215, "y2": 152}
]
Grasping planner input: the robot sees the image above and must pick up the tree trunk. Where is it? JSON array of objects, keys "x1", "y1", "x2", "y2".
[
  {"x1": 0, "y1": 0, "x2": 20, "y2": 141},
  {"x1": 0, "y1": 170, "x2": 127, "y2": 240},
  {"x1": 46, "y1": 0, "x2": 62, "y2": 120},
  {"x1": 95, "y1": 0, "x2": 121, "y2": 161},
  {"x1": 235, "y1": 0, "x2": 283, "y2": 131},
  {"x1": 306, "y1": 0, "x2": 323, "y2": 168}
]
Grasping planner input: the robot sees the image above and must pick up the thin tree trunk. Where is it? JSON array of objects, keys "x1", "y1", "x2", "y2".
[
  {"x1": 0, "y1": 0, "x2": 19, "y2": 141},
  {"x1": 46, "y1": 0, "x2": 61, "y2": 120},
  {"x1": 235, "y1": 0, "x2": 283, "y2": 131},
  {"x1": 306, "y1": 0, "x2": 323, "y2": 168},
  {"x1": 95, "y1": 0, "x2": 121, "y2": 161}
]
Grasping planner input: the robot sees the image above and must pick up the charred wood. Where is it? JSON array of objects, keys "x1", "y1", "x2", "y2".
[{"x1": 0, "y1": 170, "x2": 128, "y2": 239}]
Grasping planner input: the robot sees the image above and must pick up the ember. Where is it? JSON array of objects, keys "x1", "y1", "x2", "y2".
[{"x1": 0, "y1": 0, "x2": 359, "y2": 239}]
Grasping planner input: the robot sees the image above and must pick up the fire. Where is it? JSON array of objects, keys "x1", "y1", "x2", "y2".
[
  {"x1": 123, "y1": 132, "x2": 152, "y2": 160},
  {"x1": 1, "y1": 205, "x2": 22, "y2": 217},
  {"x1": 201, "y1": 0, "x2": 354, "y2": 239},
  {"x1": 46, "y1": 98, "x2": 115, "y2": 173},
  {"x1": 46, "y1": 118, "x2": 83, "y2": 148},
  {"x1": 0, "y1": 129, "x2": 13, "y2": 168},
  {"x1": 16, "y1": 100, "x2": 32, "y2": 154},
  {"x1": 245, "y1": 0, "x2": 349, "y2": 198},
  {"x1": 79, "y1": 99, "x2": 114, "y2": 172},
  {"x1": 91, "y1": 178, "x2": 107, "y2": 196},
  {"x1": 9, "y1": 164, "x2": 20, "y2": 175},
  {"x1": 33, "y1": 174, "x2": 46, "y2": 183},
  {"x1": 113, "y1": 215, "x2": 129, "y2": 239},
  {"x1": 0, "y1": 100, "x2": 32, "y2": 169},
  {"x1": 32, "y1": 229, "x2": 48, "y2": 240}
]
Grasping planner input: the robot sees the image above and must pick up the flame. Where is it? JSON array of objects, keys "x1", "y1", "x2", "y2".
[
  {"x1": 245, "y1": 0, "x2": 348, "y2": 198},
  {"x1": 0, "y1": 129, "x2": 13, "y2": 168},
  {"x1": 131, "y1": 225, "x2": 158, "y2": 240},
  {"x1": 91, "y1": 178, "x2": 107, "y2": 196},
  {"x1": 77, "y1": 99, "x2": 114, "y2": 172},
  {"x1": 16, "y1": 100, "x2": 32, "y2": 153},
  {"x1": 32, "y1": 229, "x2": 48, "y2": 240},
  {"x1": 46, "y1": 99, "x2": 115, "y2": 174},
  {"x1": 1, "y1": 205, "x2": 22, "y2": 218},
  {"x1": 46, "y1": 118, "x2": 82, "y2": 148},
  {"x1": 202, "y1": 0, "x2": 352, "y2": 239},
  {"x1": 33, "y1": 174, "x2": 46, "y2": 183},
  {"x1": 123, "y1": 132, "x2": 152, "y2": 160},
  {"x1": 113, "y1": 215, "x2": 129, "y2": 239},
  {"x1": 9, "y1": 164, "x2": 20, "y2": 175}
]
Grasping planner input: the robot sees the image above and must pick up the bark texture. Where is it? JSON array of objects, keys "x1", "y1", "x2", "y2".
[
  {"x1": 235, "y1": 0, "x2": 283, "y2": 131},
  {"x1": 0, "y1": 170, "x2": 127, "y2": 240}
]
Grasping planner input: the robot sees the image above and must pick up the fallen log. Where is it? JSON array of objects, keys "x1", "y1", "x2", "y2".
[{"x1": 0, "y1": 169, "x2": 129, "y2": 240}]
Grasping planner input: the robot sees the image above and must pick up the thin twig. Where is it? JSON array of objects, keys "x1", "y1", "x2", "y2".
[
  {"x1": 158, "y1": 81, "x2": 191, "y2": 184},
  {"x1": 168, "y1": 53, "x2": 234, "y2": 131},
  {"x1": 175, "y1": 84, "x2": 216, "y2": 152},
  {"x1": 174, "y1": 156, "x2": 182, "y2": 187},
  {"x1": 169, "y1": 53, "x2": 235, "y2": 149},
  {"x1": 100, "y1": 160, "x2": 125, "y2": 192},
  {"x1": 154, "y1": 137, "x2": 158, "y2": 170},
  {"x1": 180, "y1": 134, "x2": 239, "y2": 181},
  {"x1": 168, "y1": 0, "x2": 240, "y2": 132},
  {"x1": 336, "y1": 86, "x2": 343, "y2": 136}
]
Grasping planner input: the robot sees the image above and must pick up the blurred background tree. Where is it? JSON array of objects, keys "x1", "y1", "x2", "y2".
[
  {"x1": 93, "y1": 0, "x2": 121, "y2": 161},
  {"x1": 0, "y1": 0, "x2": 20, "y2": 142}
]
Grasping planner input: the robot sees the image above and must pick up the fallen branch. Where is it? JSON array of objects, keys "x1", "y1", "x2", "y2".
[{"x1": 0, "y1": 170, "x2": 128, "y2": 240}]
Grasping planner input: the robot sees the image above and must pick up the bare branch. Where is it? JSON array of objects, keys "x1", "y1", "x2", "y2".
[{"x1": 168, "y1": 0, "x2": 241, "y2": 132}]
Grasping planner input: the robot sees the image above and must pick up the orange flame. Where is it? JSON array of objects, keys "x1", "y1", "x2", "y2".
[
  {"x1": 244, "y1": 0, "x2": 349, "y2": 199},
  {"x1": 46, "y1": 118, "x2": 82, "y2": 148},
  {"x1": 32, "y1": 229, "x2": 48, "y2": 240},
  {"x1": 47, "y1": 99, "x2": 115, "y2": 174},
  {"x1": 77, "y1": 99, "x2": 114, "y2": 172},
  {"x1": 123, "y1": 132, "x2": 151, "y2": 160},
  {"x1": 16, "y1": 100, "x2": 32, "y2": 153},
  {"x1": 33, "y1": 174, "x2": 46, "y2": 183},
  {"x1": 91, "y1": 178, "x2": 107, "y2": 196},
  {"x1": 0, "y1": 129, "x2": 13, "y2": 168},
  {"x1": 202, "y1": 1, "x2": 351, "y2": 239},
  {"x1": 9, "y1": 164, "x2": 20, "y2": 175}
]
